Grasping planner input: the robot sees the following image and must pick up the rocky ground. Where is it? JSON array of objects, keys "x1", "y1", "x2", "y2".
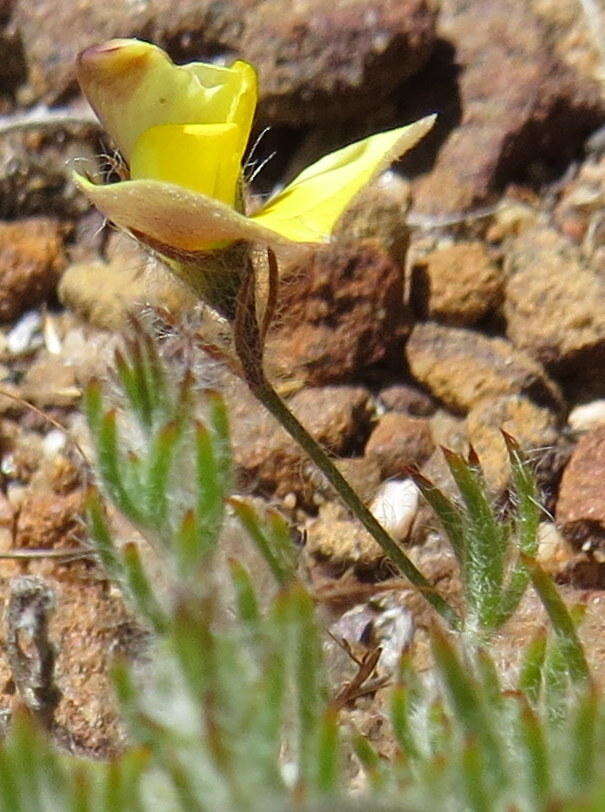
[{"x1": 0, "y1": 0, "x2": 603, "y2": 757}]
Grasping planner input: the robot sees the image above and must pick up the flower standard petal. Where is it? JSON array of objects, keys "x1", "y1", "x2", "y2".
[
  {"x1": 130, "y1": 123, "x2": 242, "y2": 206},
  {"x1": 77, "y1": 39, "x2": 257, "y2": 161},
  {"x1": 250, "y1": 116, "x2": 435, "y2": 243},
  {"x1": 185, "y1": 59, "x2": 257, "y2": 158}
]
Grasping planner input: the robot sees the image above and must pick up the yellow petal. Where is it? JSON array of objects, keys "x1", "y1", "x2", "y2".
[
  {"x1": 77, "y1": 39, "x2": 257, "y2": 160},
  {"x1": 186, "y1": 59, "x2": 257, "y2": 158},
  {"x1": 74, "y1": 174, "x2": 299, "y2": 253},
  {"x1": 251, "y1": 116, "x2": 435, "y2": 243},
  {"x1": 131, "y1": 123, "x2": 242, "y2": 206}
]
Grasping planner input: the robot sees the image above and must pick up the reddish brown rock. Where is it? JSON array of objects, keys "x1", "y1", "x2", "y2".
[
  {"x1": 14, "y1": 489, "x2": 84, "y2": 550},
  {"x1": 405, "y1": 323, "x2": 562, "y2": 415},
  {"x1": 268, "y1": 243, "x2": 410, "y2": 385},
  {"x1": 465, "y1": 394, "x2": 561, "y2": 493},
  {"x1": 13, "y1": 0, "x2": 436, "y2": 124},
  {"x1": 529, "y1": 0, "x2": 605, "y2": 88},
  {"x1": 378, "y1": 382, "x2": 435, "y2": 416},
  {"x1": 429, "y1": 409, "x2": 468, "y2": 453},
  {"x1": 333, "y1": 176, "x2": 411, "y2": 262},
  {"x1": 504, "y1": 227, "x2": 605, "y2": 369},
  {"x1": 225, "y1": 373, "x2": 374, "y2": 503},
  {"x1": 402, "y1": 0, "x2": 604, "y2": 214},
  {"x1": 287, "y1": 385, "x2": 373, "y2": 453},
  {"x1": 0, "y1": 217, "x2": 66, "y2": 321},
  {"x1": 13, "y1": 1, "x2": 158, "y2": 103},
  {"x1": 365, "y1": 412, "x2": 434, "y2": 478},
  {"x1": 557, "y1": 427, "x2": 605, "y2": 549},
  {"x1": 410, "y1": 241, "x2": 503, "y2": 326},
  {"x1": 330, "y1": 456, "x2": 382, "y2": 506},
  {"x1": 242, "y1": 0, "x2": 436, "y2": 124}
]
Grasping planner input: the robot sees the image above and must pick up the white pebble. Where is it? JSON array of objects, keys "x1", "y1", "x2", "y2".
[
  {"x1": 6, "y1": 311, "x2": 42, "y2": 355},
  {"x1": 370, "y1": 478, "x2": 419, "y2": 542},
  {"x1": 568, "y1": 400, "x2": 605, "y2": 432},
  {"x1": 42, "y1": 429, "x2": 67, "y2": 457}
]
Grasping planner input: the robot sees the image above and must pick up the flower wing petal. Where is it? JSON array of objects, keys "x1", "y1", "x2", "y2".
[
  {"x1": 77, "y1": 39, "x2": 257, "y2": 160},
  {"x1": 74, "y1": 174, "x2": 300, "y2": 253},
  {"x1": 251, "y1": 116, "x2": 435, "y2": 243}
]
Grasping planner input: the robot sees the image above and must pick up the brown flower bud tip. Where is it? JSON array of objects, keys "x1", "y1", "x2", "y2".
[{"x1": 77, "y1": 39, "x2": 151, "y2": 82}]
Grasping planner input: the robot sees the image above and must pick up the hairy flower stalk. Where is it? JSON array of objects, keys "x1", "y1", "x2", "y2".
[{"x1": 74, "y1": 39, "x2": 460, "y2": 626}]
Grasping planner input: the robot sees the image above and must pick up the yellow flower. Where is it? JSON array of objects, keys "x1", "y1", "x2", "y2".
[{"x1": 75, "y1": 39, "x2": 434, "y2": 255}]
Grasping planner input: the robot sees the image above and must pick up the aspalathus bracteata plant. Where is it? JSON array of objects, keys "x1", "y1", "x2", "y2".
[
  {"x1": 73, "y1": 38, "x2": 460, "y2": 626},
  {"x1": 0, "y1": 334, "x2": 602, "y2": 811}
]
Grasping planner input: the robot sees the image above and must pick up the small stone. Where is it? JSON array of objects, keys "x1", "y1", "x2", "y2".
[
  {"x1": 305, "y1": 501, "x2": 383, "y2": 566},
  {"x1": 329, "y1": 594, "x2": 415, "y2": 677},
  {"x1": 568, "y1": 401, "x2": 605, "y2": 433},
  {"x1": 365, "y1": 412, "x2": 434, "y2": 478},
  {"x1": 0, "y1": 127, "x2": 98, "y2": 219},
  {"x1": 410, "y1": 241, "x2": 503, "y2": 326},
  {"x1": 5, "y1": 310, "x2": 42, "y2": 355},
  {"x1": 226, "y1": 373, "x2": 374, "y2": 504},
  {"x1": 529, "y1": 0, "x2": 605, "y2": 87},
  {"x1": 504, "y1": 227, "x2": 605, "y2": 367},
  {"x1": 406, "y1": 322, "x2": 562, "y2": 414},
  {"x1": 15, "y1": 489, "x2": 84, "y2": 549},
  {"x1": 557, "y1": 427, "x2": 605, "y2": 549},
  {"x1": 59, "y1": 239, "x2": 196, "y2": 330},
  {"x1": 369, "y1": 479, "x2": 419, "y2": 542},
  {"x1": 418, "y1": 448, "x2": 461, "y2": 507},
  {"x1": 554, "y1": 155, "x2": 605, "y2": 261},
  {"x1": 287, "y1": 385, "x2": 374, "y2": 453},
  {"x1": 378, "y1": 383, "x2": 435, "y2": 416},
  {"x1": 1, "y1": 424, "x2": 45, "y2": 482},
  {"x1": 0, "y1": 491, "x2": 14, "y2": 553},
  {"x1": 268, "y1": 243, "x2": 410, "y2": 385},
  {"x1": 0, "y1": 218, "x2": 65, "y2": 321},
  {"x1": 485, "y1": 201, "x2": 539, "y2": 243},
  {"x1": 324, "y1": 175, "x2": 410, "y2": 265},
  {"x1": 19, "y1": 350, "x2": 80, "y2": 406},
  {"x1": 330, "y1": 457, "x2": 383, "y2": 506},
  {"x1": 429, "y1": 409, "x2": 468, "y2": 453},
  {"x1": 536, "y1": 521, "x2": 575, "y2": 576}
]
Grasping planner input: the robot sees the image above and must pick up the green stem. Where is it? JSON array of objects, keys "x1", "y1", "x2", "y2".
[{"x1": 250, "y1": 376, "x2": 461, "y2": 630}]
